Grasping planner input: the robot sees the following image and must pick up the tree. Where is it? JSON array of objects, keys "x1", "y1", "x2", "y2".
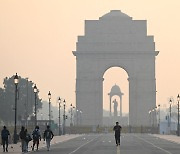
[
  {"x1": 0, "y1": 87, "x2": 6, "y2": 123},
  {"x1": 0, "y1": 75, "x2": 42, "y2": 124}
]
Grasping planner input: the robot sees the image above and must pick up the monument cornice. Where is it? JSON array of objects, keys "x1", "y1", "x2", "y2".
[{"x1": 73, "y1": 51, "x2": 159, "y2": 56}]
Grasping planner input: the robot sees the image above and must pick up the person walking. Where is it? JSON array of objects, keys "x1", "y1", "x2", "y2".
[
  {"x1": 1, "y1": 126, "x2": 10, "y2": 152},
  {"x1": 19, "y1": 126, "x2": 27, "y2": 152},
  {"x1": 43, "y1": 125, "x2": 54, "y2": 151},
  {"x1": 24, "y1": 129, "x2": 32, "y2": 152},
  {"x1": 32, "y1": 126, "x2": 41, "y2": 151},
  {"x1": 113, "y1": 122, "x2": 122, "y2": 146}
]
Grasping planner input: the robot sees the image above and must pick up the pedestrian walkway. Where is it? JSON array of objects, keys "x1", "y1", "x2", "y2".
[
  {"x1": 152, "y1": 134, "x2": 180, "y2": 144},
  {"x1": 0, "y1": 134, "x2": 82, "y2": 153}
]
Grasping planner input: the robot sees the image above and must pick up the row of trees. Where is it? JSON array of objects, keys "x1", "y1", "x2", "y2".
[{"x1": 0, "y1": 75, "x2": 42, "y2": 125}]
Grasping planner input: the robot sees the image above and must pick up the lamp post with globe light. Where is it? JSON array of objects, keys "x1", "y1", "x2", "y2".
[
  {"x1": 158, "y1": 104, "x2": 161, "y2": 134},
  {"x1": 149, "y1": 110, "x2": 152, "y2": 130},
  {"x1": 73, "y1": 106, "x2": 76, "y2": 125},
  {"x1": 70, "y1": 104, "x2": 73, "y2": 127},
  {"x1": 169, "y1": 98, "x2": 172, "y2": 133},
  {"x1": 79, "y1": 110, "x2": 82, "y2": 125},
  {"x1": 177, "y1": 94, "x2": 180, "y2": 136},
  {"x1": 63, "y1": 99, "x2": 66, "y2": 135},
  {"x1": 48, "y1": 91, "x2": 51, "y2": 126},
  {"x1": 33, "y1": 84, "x2": 38, "y2": 126},
  {"x1": 76, "y1": 109, "x2": 79, "y2": 126},
  {"x1": 58, "y1": 97, "x2": 61, "y2": 135},
  {"x1": 13, "y1": 73, "x2": 19, "y2": 144}
]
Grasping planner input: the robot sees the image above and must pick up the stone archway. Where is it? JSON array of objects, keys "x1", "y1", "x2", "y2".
[{"x1": 73, "y1": 10, "x2": 159, "y2": 126}]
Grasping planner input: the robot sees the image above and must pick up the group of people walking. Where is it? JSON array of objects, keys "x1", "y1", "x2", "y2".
[
  {"x1": 1, "y1": 125, "x2": 54, "y2": 153},
  {"x1": 1, "y1": 122, "x2": 121, "y2": 152}
]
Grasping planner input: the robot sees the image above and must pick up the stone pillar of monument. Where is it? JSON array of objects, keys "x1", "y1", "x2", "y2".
[
  {"x1": 75, "y1": 73, "x2": 103, "y2": 126},
  {"x1": 128, "y1": 73, "x2": 157, "y2": 126}
]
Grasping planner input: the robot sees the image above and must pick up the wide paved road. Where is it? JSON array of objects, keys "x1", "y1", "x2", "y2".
[{"x1": 31, "y1": 133, "x2": 180, "y2": 154}]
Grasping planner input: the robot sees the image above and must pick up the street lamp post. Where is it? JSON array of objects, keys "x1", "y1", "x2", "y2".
[
  {"x1": 25, "y1": 78, "x2": 29, "y2": 128},
  {"x1": 13, "y1": 73, "x2": 19, "y2": 144},
  {"x1": 152, "y1": 109, "x2": 155, "y2": 127},
  {"x1": 149, "y1": 110, "x2": 152, "y2": 130},
  {"x1": 169, "y1": 98, "x2": 172, "y2": 133},
  {"x1": 76, "y1": 109, "x2": 79, "y2": 126},
  {"x1": 151, "y1": 107, "x2": 157, "y2": 134},
  {"x1": 152, "y1": 108, "x2": 155, "y2": 133},
  {"x1": 70, "y1": 104, "x2": 73, "y2": 134},
  {"x1": 177, "y1": 94, "x2": 180, "y2": 136},
  {"x1": 63, "y1": 99, "x2": 66, "y2": 135},
  {"x1": 73, "y1": 106, "x2": 75, "y2": 126},
  {"x1": 70, "y1": 104, "x2": 73, "y2": 126},
  {"x1": 79, "y1": 110, "x2": 82, "y2": 125},
  {"x1": 155, "y1": 106, "x2": 158, "y2": 128},
  {"x1": 33, "y1": 84, "x2": 38, "y2": 126},
  {"x1": 58, "y1": 97, "x2": 61, "y2": 136},
  {"x1": 48, "y1": 91, "x2": 51, "y2": 126},
  {"x1": 158, "y1": 104, "x2": 161, "y2": 134}
]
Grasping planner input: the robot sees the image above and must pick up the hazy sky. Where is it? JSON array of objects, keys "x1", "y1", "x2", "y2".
[{"x1": 0, "y1": 0, "x2": 180, "y2": 114}]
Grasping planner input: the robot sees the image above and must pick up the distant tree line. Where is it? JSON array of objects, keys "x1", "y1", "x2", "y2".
[{"x1": 0, "y1": 75, "x2": 42, "y2": 125}]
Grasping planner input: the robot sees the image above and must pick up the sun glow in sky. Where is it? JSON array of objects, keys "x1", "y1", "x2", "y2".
[{"x1": 0, "y1": 0, "x2": 180, "y2": 113}]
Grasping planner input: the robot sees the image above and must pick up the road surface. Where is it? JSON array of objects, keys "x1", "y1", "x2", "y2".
[{"x1": 31, "y1": 133, "x2": 180, "y2": 154}]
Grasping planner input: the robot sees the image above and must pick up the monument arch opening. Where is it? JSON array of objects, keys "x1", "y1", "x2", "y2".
[
  {"x1": 103, "y1": 67, "x2": 129, "y2": 126},
  {"x1": 73, "y1": 10, "x2": 158, "y2": 127}
]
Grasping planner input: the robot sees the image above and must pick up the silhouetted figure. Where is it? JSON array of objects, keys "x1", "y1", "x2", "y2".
[
  {"x1": 113, "y1": 99, "x2": 118, "y2": 117},
  {"x1": 43, "y1": 125, "x2": 54, "y2": 151},
  {"x1": 32, "y1": 126, "x2": 41, "y2": 151},
  {"x1": 19, "y1": 126, "x2": 27, "y2": 152},
  {"x1": 113, "y1": 122, "x2": 122, "y2": 146},
  {"x1": 24, "y1": 129, "x2": 32, "y2": 152},
  {"x1": 1, "y1": 126, "x2": 10, "y2": 152}
]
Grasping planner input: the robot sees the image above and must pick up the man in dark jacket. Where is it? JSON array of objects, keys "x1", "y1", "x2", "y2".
[
  {"x1": 113, "y1": 122, "x2": 122, "y2": 146},
  {"x1": 32, "y1": 126, "x2": 41, "y2": 151},
  {"x1": 1, "y1": 126, "x2": 10, "y2": 152},
  {"x1": 43, "y1": 125, "x2": 54, "y2": 151},
  {"x1": 19, "y1": 126, "x2": 27, "y2": 152}
]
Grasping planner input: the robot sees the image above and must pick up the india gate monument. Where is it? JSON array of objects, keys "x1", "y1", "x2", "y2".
[{"x1": 73, "y1": 10, "x2": 159, "y2": 127}]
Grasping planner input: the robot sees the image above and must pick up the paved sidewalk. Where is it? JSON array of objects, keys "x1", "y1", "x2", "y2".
[
  {"x1": 0, "y1": 134, "x2": 82, "y2": 153},
  {"x1": 152, "y1": 134, "x2": 180, "y2": 144}
]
